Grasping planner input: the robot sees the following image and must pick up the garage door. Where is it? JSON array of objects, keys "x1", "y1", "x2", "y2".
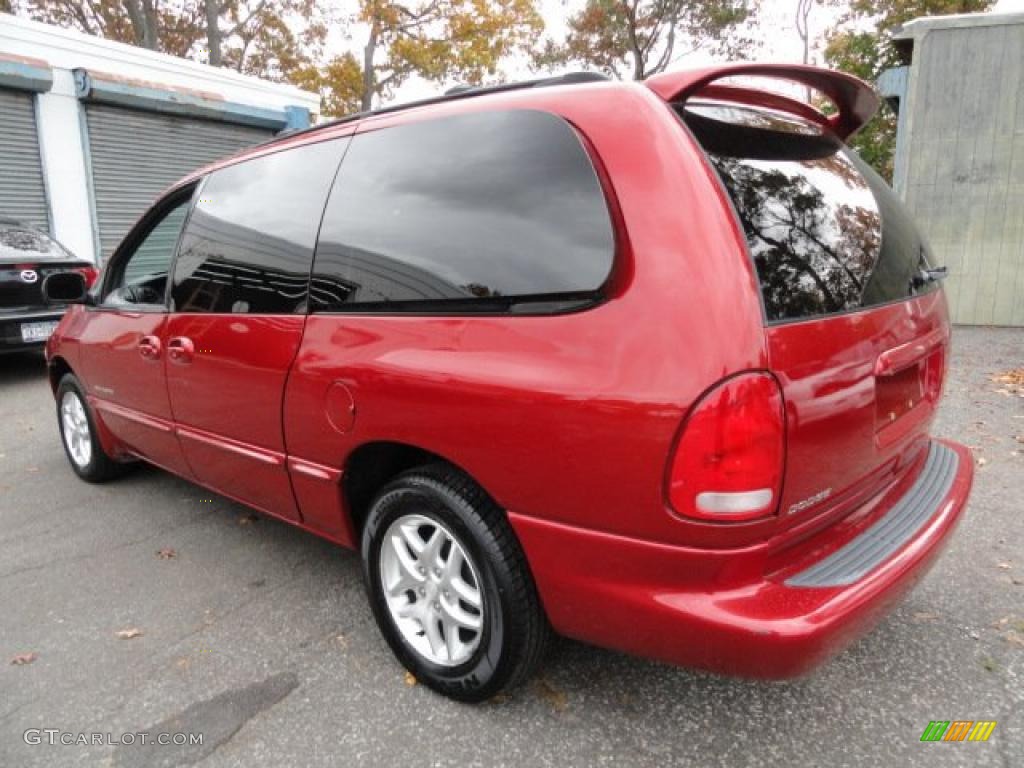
[
  {"x1": 85, "y1": 104, "x2": 273, "y2": 261},
  {"x1": 0, "y1": 89, "x2": 50, "y2": 233}
]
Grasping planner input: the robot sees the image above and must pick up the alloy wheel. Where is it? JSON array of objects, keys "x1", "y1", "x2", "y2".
[
  {"x1": 60, "y1": 390, "x2": 92, "y2": 468},
  {"x1": 378, "y1": 513, "x2": 485, "y2": 667}
]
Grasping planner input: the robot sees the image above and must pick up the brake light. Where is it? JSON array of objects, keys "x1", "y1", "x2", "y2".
[
  {"x1": 72, "y1": 266, "x2": 99, "y2": 289},
  {"x1": 668, "y1": 373, "x2": 785, "y2": 521}
]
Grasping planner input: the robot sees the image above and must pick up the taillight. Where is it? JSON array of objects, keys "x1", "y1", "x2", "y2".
[
  {"x1": 668, "y1": 372, "x2": 785, "y2": 522},
  {"x1": 72, "y1": 266, "x2": 99, "y2": 289}
]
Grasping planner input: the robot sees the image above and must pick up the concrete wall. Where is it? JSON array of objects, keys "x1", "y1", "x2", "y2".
[
  {"x1": 0, "y1": 13, "x2": 320, "y2": 264},
  {"x1": 891, "y1": 12, "x2": 1024, "y2": 326}
]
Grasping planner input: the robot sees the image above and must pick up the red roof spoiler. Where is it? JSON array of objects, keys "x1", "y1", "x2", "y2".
[{"x1": 645, "y1": 63, "x2": 881, "y2": 141}]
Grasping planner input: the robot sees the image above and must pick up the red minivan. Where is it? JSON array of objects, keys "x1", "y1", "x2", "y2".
[{"x1": 44, "y1": 63, "x2": 973, "y2": 702}]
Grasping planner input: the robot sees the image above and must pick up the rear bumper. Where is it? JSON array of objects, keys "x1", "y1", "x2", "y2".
[
  {"x1": 510, "y1": 438, "x2": 973, "y2": 678},
  {"x1": 0, "y1": 309, "x2": 64, "y2": 351}
]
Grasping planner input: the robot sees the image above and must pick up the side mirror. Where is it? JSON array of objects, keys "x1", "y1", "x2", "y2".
[{"x1": 42, "y1": 271, "x2": 88, "y2": 305}]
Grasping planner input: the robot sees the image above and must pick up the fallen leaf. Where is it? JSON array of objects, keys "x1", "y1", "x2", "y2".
[
  {"x1": 175, "y1": 656, "x2": 191, "y2": 670},
  {"x1": 991, "y1": 368, "x2": 1024, "y2": 387},
  {"x1": 115, "y1": 628, "x2": 143, "y2": 640},
  {"x1": 238, "y1": 513, "x2": 259, "y2": 526},
  {"x1": 977, "y1": 457, "x2": 988, "y2": 467},
  {"x1": 25, "y1": 467, "x2": 39, "y2": 473},
  {"x1": 10, "y1": 652, "x2": 38, "y2": 665},
  {"x1": 980, "y1": 656, "x2": 999, "y2": 672},
  {"x1": 533, "y1": 677, "x2": 568, "y2": 713},
  {"x1": 156, "y1": 547, "x2": 177, "y2": 560},
  {"x1": 1005, "y1": 631, "x2": 1024, "y2": 647},
  {"x1": 404, "y1": 670, "x2": 417, "y2": 687},
  {"x1": 913, "y1": 611, "x2": 940, "y2": 623},
  {"x1": 997, "y1": 562, "x2": 1013, "y2": 570},
  {"x1": 335, "y1": 634, "x2": 348, "y2": 650}
]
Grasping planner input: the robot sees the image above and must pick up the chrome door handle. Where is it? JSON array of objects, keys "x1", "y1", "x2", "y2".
[
  {"x1": 167, "y1": 336, "x2": 195, "y2": 364},
  {"x1": 138, "y1": 335, "x2": 162, "y2": 360}
]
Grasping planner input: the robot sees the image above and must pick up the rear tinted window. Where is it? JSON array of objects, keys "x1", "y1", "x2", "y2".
[
  {"x1": 680, "y1": 103, "x2": 936, "y2": 323},
  {"x1": 311, "y1": 110, "x2": 615, "y2": 313},
  {"x1": 0, "y1": 225, "x2": 74, "y2": 261}
]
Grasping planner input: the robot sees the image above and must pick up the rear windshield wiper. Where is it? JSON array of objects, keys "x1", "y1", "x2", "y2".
[{"x1": 911, "y1": 265, "x2": 948, "y2": 290}]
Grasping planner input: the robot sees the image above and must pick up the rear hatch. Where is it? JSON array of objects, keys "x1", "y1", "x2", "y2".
[
  {"x1": 665, "y1": 72, "x2": 949, "y2": 536},
  {"x1": 0, "y1": 223, "x2": 90, "y2": 313}
]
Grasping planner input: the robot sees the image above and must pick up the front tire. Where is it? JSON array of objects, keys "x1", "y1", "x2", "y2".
[
  {"x1": 56, "y1": 373, "x2": 124, "y2": 483},
  {"x1": 361, "y1": 465, "x2": 550, "y2": 702}
]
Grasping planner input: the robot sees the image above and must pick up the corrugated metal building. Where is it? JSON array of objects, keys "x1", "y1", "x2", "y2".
[
  {"x1": 0, "y1": 13, "x2": 320, "y2": 265},
  {"x1": 880, "y1": 12, "x2": 1024, "y2": 326}
]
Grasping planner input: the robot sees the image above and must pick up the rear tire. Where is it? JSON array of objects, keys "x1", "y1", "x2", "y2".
[
  {"x1": 56, "y1": 373, "x2": 124, "y2": 483},
  {"x1": 361, "y1": 464, "x2": 550, "y2": 702}
]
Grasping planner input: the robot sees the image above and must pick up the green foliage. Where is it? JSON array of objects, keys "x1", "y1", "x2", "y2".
[
  {"x1": 294, "y1": 51, "x2": 364, "y2": 117},
  {"x1": 16, "y1": 1, "x2": 328, "y2": 83},
  {"x1": 13, "y1": 0, "x2": 542, "y2": 118},
  {"x1": 823, "y1": 0, "x2": 994, "y2": 180},
  {"x1": 343, "y1": 0, "x2": 544, "y2": 114},
  {"x1": 537, "y1": 0, "x2": 755, "y2": 80}
]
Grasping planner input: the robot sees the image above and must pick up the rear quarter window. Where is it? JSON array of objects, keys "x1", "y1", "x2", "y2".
[
  {"x1": 679, "y1": 102, "x2": 937, "y2": 323},
  {"x1": 310, "y1": 109, "x2": 616, "y2": 313}
]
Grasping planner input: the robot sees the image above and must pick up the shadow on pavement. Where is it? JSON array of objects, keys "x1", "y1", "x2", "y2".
[{"x1": 0, "y1": 350, "x2": 48, "y2": 386}]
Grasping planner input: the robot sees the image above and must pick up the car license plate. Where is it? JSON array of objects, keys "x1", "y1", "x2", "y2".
[{"x1": 20, "y1": 320, "x2": 59, "y2": 343}]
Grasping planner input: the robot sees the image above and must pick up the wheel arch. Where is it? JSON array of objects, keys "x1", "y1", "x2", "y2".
[
  {"x1": 47, "y1": 355, "x2": 74, "y2": 395},
  {"x1": 343, "y1": 440, "x2": 502, "y2": 542}
]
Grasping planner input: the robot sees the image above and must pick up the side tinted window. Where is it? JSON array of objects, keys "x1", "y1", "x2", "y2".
[
  {"x1": 171, "y1": 139, "x2": 346, "y2": 314},
  {"x1": 311, "y1": 110, "x2": 615, "y2": 312},
  {"x1": 681, "y1": 103, "x2": 935, "y2": 323},
  {"x1": 104, "y1": 195, "x2": 190, "y2": 307}
]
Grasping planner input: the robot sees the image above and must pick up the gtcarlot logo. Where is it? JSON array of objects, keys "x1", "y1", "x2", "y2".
[
  {"x1": 23, "y1": 729, "x2": 203, "y2": 747},
  {"x1": 920, "y1": 720, "x2": 997, "y2": 742}
]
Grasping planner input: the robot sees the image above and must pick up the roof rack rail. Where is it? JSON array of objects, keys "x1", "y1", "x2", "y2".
[{"x1": 264, "y1": 71, "x2": 609, "y2": 147}]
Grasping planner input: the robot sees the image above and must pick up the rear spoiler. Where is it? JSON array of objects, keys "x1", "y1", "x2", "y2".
[{"x1": 645, "y1": 63, "x2": 881, "y2": 141}]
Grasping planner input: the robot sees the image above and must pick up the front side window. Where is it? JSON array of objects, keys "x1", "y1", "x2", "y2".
[
  {"x1": 171, "y1": 139, "x2": 346, "y2": 314},
  {"x1": 103, "y1": 195, "x2": 191, "y2": 307},
  {"x1": 680, "y1": 102, "x2": 936, "y2": 323},
  {"x1": 310, "y1": 110, "x2": 616, "y2": 313}
]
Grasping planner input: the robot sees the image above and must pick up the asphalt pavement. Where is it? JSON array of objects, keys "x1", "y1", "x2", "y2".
[{"x1": 1, "y1": 326, "x2": 1021, "y2": 767}]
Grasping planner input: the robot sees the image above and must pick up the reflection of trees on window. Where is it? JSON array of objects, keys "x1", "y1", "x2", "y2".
[
  {"x1": 710, "y1": 153, "x2": 881, "y2": 321},
  {"x1": 684, "y1": 100, "x2": 932, "y2": 322}
]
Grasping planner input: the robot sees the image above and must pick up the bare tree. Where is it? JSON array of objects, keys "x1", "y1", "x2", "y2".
[
  {"x1": 795, "y1": 0, "x2": 813, "y2": 100},
  {"x1": 123, "y1": 0, "x2": 160, "y2": 50}
]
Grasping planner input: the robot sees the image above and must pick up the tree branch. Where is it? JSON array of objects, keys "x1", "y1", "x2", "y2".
[{"x1": 225, "y1": 0, "x2": 270, "y2": 39}]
